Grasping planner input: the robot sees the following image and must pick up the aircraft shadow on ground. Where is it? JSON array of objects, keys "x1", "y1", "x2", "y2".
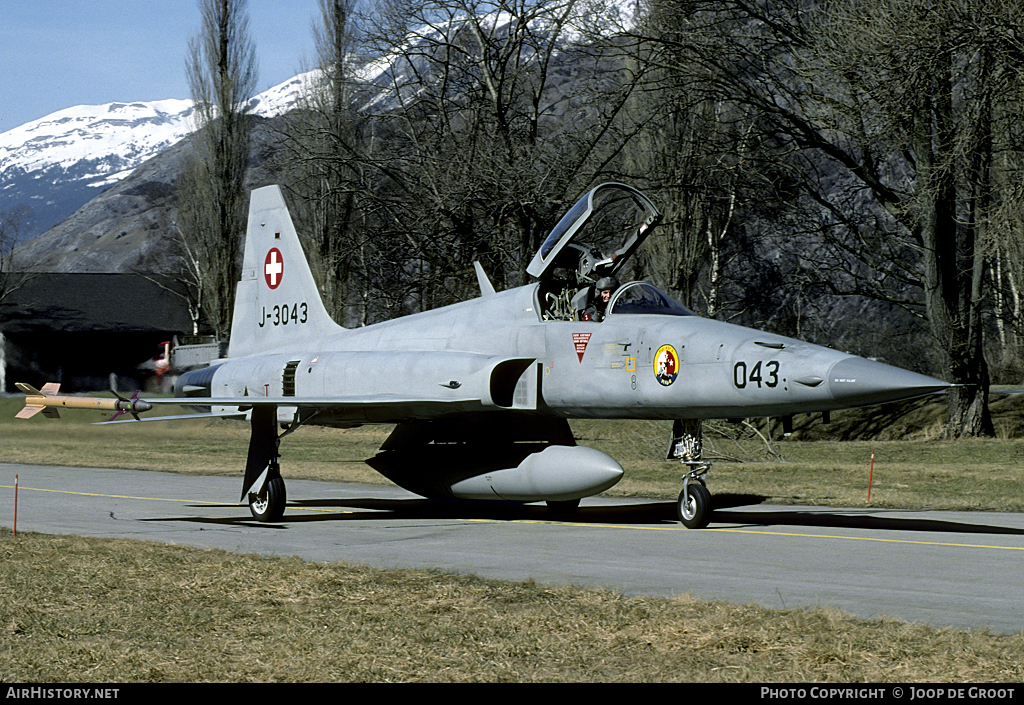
[
  {"x1": 148, "y1": 492, "x2": 1024, "y2": 536},
  {"x1": 158, "y1": 498, "x2": 682, "y2": 527},
  {"x1": 712, "y1": 507, "x2": 1024, "y2": 536}
]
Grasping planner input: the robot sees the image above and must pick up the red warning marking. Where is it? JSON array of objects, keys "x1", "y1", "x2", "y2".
[{"x1": 573, "y1": 332, "x2": 592, "y2": 363}]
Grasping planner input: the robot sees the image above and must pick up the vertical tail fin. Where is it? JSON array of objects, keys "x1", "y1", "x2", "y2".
[{"x1": 228, "y1": 185, "x2": 344, "y2": 358}]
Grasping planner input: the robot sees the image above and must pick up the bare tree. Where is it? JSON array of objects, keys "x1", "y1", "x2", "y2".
[
  {"x1": 624, "y1": 54, "x2": 752, "y2": 317},
  {"x1": 792, "y1": 0, "x2": 1024, "y2": 436},
  {"x1": 624, "y1": 1, "x2": 816, "y2": 331},
  {"x1": 636, "y1": 0, "x2": 1024, "y2": 437},
  {"x1": 282, "y1": 0, "x2": 366, "y2": 325},
  {"x1": 177, "y1": 0, "x2": 258, "y2": 340},
  {"x1": 0, "y1": 206, "x2": 34, "y2": 393},
  {"x1": 358, "y1": 0, "x2": 648, "y2": 309},
  {"x1": 0, "y1": 206, "x2": 32, "y2": 308}
]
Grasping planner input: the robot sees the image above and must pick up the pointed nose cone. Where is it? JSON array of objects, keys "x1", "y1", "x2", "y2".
[{"x1": 827, "y1": 357, "x2": 951, "y2": 408}]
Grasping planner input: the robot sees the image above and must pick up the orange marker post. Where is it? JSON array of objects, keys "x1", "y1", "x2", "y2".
[{"x1": 867, "y1": 451, "x2": 875, "y2": 503}]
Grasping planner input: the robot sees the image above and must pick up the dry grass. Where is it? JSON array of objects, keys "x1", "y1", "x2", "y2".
[
  {"x1": 571, "y1": 414, "x2": 1024, "y2": 512},
  {"x1": 4, "y1": 395, "x2": 1024, "y2": 682},
  {"x1": 3, "y1": 528, "x2": 1022, "y2": 683}
]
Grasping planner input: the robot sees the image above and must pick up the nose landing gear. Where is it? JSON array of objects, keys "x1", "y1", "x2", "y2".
[
  {"x1": 668, "y1": 419, "x2": 712, "y2": 529},
  {"x1": 677, "y1": 462, "x2": 711, "y2": 529}
]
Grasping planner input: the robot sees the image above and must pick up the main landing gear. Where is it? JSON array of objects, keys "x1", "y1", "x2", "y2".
[
  {"x1": 249, "y1": 471, "x2": 287, "y2": 522},
  {"x1": 669, "y1": 419, "x2": 713, "y2": 529},
  {"x1": 242, "y1": 406, "x2": 300, "y2": 522}
]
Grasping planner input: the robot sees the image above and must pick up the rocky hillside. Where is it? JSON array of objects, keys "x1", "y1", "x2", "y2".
[{"x1": 11, "y1": 115, "x2": 289, "y2": 274}]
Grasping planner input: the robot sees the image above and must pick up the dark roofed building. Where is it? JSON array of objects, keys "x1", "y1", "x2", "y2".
[{"x1": 1, "y1": 273, "x2": 198, "y2": 393}]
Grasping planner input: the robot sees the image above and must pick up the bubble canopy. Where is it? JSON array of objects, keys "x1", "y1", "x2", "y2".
[
  {"x1": 527, "y1": 183, "x2": 662, "y2": 283},
  {"x1": 607, "y1": 281, "x2": 694, "y2": 317}
]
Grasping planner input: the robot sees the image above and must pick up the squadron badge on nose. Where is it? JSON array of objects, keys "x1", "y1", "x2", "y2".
[{"x1": 654, "y1": 344, "x2": 679, "y2": 386}]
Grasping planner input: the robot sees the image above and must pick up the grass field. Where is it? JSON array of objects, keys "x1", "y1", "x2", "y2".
[
  {"x1": 2, "y1": 392, "x2": 1024, "y2": 681},
  {"x1": 3, "y1": 528, "x2": 1023, "y2": 682}
]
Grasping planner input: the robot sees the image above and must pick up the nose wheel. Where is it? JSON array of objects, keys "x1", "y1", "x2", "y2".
[
  {"x1": 678, "y1": 480, "x2": 711, "y2": 529},
  {"x1": 677, "y1": 461, "x2": 712, "y2": 529}
]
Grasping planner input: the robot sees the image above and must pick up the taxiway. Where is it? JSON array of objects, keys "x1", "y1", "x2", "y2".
[{"x1": 2, "y1": 463, "x2": 1022, "y2": 634}]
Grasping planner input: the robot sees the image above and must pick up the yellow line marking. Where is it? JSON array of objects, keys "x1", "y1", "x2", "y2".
[
  {"x1": 705, "y1": 527, "x2": 1024, "y2": 551},
  {"x1": 0, "y1": 484, "x2": 355, "y2": 512},
  {"x1": 471, "y1": 518, "x2": 1024, "y2": 551},
  {"x1": 3, "y1": 484, "x2": 225, "y2": 505},
  {"x1": 4, "y1": 484, "x2": 1022, "y2": 550}
]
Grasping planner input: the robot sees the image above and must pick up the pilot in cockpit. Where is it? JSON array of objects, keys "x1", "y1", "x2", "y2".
[{"x1": 582, "y1": 276, "x2": 619, "y2": 322}]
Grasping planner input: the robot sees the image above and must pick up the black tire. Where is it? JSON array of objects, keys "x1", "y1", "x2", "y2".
[
  {"x1": 249, "y1": 475, "x2": 287, "y2": 522},
  {"x1": 677, "y1": 483, "x2": 711, "y2": 529},
  {"x1": 546, "y1": 498, "x2": 581, "y2": 519}
]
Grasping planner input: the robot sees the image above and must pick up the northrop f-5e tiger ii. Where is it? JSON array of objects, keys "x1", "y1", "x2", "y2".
[{"x1": 17, "y1": 183, "x2": 951, "y2": 528}]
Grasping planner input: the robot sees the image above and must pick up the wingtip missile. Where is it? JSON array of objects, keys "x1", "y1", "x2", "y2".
[{"x1": 15, "y1": 382, "x2": 153, "y2": 421}]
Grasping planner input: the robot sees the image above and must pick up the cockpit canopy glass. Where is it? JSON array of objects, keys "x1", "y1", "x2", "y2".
[
  {"x1": 527, "y1": 183, "x2": 662, "y2": 283},
  {"x1": 607, "y1": 282, "x2": 694, "y2": 317},
  {"x1": 530, "y1": 184, "x2": 694, "y2": 322}
]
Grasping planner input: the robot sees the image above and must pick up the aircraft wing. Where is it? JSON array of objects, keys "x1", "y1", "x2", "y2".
[
  {"x1": 162, "y1": 354, "x2": 541, "y2": 425},
  {"x1": 144, "y1": 394, "x2": 495, "y2": 424},
  {"x1": 96, "y1": 410, "x2": 250, "y2": 425},
  {"x1": 21, "y1": 353, "x2": 540, "y2": 426}
]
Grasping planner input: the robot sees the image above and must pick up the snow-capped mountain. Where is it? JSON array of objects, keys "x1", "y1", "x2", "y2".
[
  {"x1": 2, "y1": 100, "x2": 195, "y2": 187},
  {"x1": 1, "y1": 100, "x2": 191, "y2": 238},
  {"x1": 0, "y1": 76, "x2": 314, "y2": 240},
  {"x1": 3, "y1": 0, "x2": 639, "y2": 264}
]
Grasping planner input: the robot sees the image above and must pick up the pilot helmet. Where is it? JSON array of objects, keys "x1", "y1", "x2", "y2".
[{"x1": 595, "y1": 276, "x2": 620, "y2": 293}]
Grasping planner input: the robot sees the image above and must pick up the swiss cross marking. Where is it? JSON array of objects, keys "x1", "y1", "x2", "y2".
[{"x1": 264, "y1": 248, "x2": 284, "y2": 289}]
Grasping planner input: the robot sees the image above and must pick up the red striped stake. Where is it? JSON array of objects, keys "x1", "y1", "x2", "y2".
[
  {"x1": 13, "y1": 474, "x2": 18, "y2": 537},
  {"x1": 867, "y1": 451, "x2": 875, "y2": 503}
]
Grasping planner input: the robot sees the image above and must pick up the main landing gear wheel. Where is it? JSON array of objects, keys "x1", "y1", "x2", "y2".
[
  {"x1": 249, "y1": 475, "x2": 287, "y2": 522},
  {"x1": 677, "y1": 483, "x2": 711, "y2": 529}
]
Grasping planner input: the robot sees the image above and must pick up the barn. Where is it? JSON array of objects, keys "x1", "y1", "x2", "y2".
[{"x1": 1, "y1": 273, "x2": 198, "y2": 393}]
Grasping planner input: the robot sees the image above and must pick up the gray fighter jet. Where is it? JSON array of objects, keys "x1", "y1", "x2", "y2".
[{"x1": 19, "y1": 183, "x2": 950, "y2": 528}]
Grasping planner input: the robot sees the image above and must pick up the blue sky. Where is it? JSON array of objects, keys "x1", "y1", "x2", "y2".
[{"x1": 1, "y1": 0, "x2": 323, "y2": 132}]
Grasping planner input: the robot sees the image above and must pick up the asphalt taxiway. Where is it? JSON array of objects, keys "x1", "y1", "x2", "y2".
[{"x1": 2, "y1": 463, "x2": 1022, "y2": 634}]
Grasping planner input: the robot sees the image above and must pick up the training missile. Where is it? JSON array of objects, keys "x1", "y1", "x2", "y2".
[{"x1": 15, "y1": 383, "x2": 153, "y2": 421}]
